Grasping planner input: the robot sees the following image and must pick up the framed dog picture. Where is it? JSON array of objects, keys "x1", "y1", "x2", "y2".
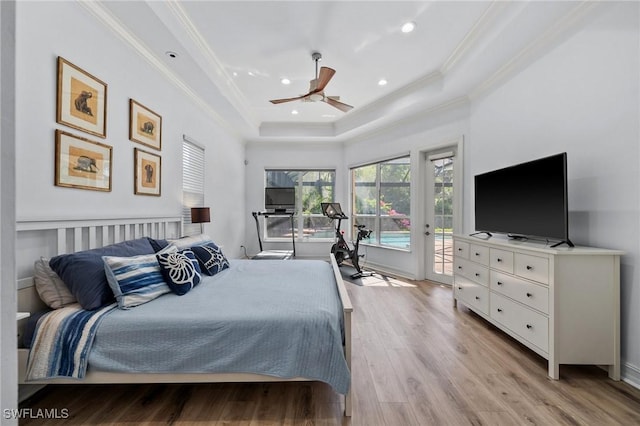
[
  {"x1": 55, "y1": 130, "x2": 112, "y2": 192},
  {"x1": 134, "y1": 148, "x2": 161, "y2": 196},
  {"x1": 56, "y1": 57, "x2": 107, "y2": 138},
  {"x1": 129, "y1": 99, "x2": 162, "y2": 150}
]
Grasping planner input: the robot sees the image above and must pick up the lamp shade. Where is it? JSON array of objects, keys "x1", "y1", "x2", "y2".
[{"x1": 191, "y1": 207, "x2": 211, "y2": 224}]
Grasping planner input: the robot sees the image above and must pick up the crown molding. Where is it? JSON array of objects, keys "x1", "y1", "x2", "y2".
[
  {"x1": 78, "y1": 1, "x2": 242, "y2": 139},
  {"x1": 81, "y1": 0, "x2": 606, "y2": 145},
  {"x1": 160, "y1": 0, "x2": 258, "y2": 127},
  {"x1": 344, "y1": 95, "x2": 470, "y2": 147},
  {"x1": 440, "y1": 1, "x2": 509, "y2": 75},
  {"x1": 469, "y1": 1, "x2": 601, "y2": 101},
  {"x1": 259, "y1": 121, "x2": 336, "y2": 138}
]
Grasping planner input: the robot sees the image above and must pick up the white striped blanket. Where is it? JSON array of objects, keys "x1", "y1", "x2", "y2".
[{"x1": 26, "y1": 302, "x2": 117, "y2": 380}]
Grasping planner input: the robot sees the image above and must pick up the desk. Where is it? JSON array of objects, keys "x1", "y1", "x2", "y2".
[{"x1": 251, "y1": 211, "x2": 296, "y2": 259}]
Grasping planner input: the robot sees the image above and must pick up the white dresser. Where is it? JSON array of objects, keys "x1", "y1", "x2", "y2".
[{"x1": 453, "y1": 234, "x2": 623, "y2": 380}]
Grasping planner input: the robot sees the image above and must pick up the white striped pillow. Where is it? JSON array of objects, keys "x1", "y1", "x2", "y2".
[
  {"x1": 166, "y1": 234, "x2": 213, "y2": 250},
  {"x1": 103, "y1": 246, "x2": 177, "y2": 309},
  {"x1": 34, "y1": 257, "x2": 77, "y2": 309}
]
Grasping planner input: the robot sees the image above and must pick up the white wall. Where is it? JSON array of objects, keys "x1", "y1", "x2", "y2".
[
  {"x1": 0, "y1": 0, "x2": 18, "y2": 423},
  {"x1": 244, "y1": 141, "x2": 345, "y2": 258},
  {"x1": 467, "y1": 3, "x2": 640, "y2": 383},
  {"x1": 14, "y1": 1, "x2": 245, "y2": 273}
]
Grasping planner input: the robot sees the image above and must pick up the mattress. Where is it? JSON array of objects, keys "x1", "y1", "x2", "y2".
[{"x1": 85, "y1": 259, "x2": 350, "y2": 393}]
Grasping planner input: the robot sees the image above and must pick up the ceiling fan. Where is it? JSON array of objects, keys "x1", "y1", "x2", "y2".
[{"x1": 269, "y1": 52, "x2": 353, "y2": 113}]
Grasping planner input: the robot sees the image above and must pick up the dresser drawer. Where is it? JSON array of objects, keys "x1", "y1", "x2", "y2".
[
  {"x1": 454, "y1": 240, "x2": 470, "y2": 259},
  {"x1": 454, "y1": 257, "x2": 489, "y2": 286},
  {"x1": 515, "y1": 253, "x2": 549, "y2": 284},
  {"x1": 490, "y1": 271, "x2": 549, "y2": 314},
  {"x1": 469, "y1": 244, "x2": 490, "y2": 266},
  {"x1": 455, "y1": 277, "x2": 489, "y2": 316},
  {"x1": 490, "y1": 292, "x2": 549, "y2": 353},
  {"x1": 490, "y1": 248, "x2": 514, "y2": 273}
]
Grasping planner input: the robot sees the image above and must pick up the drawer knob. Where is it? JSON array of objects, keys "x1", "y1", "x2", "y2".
[
  {"x1": 458, "y1": 286, "x2": 462, "y2": 290},
  {"x1": 497, "y1": 308, "x2": 503, "y2": 313},
  {"x1": 526, "y1": 265, "x2": 533, "y2": 270},
  {"x1": 475, "y1": 296, "x2": 480, "y2": 300},
  {"x1": 475, "y1": 273, "x2": 480, "y2": 277},
  {"x1": 458, "y1": 266, "x2": 462, "y2": 270},
  {"x1": 475, "y1": 252, "x2": 480, "y2": 256},
  {"x1": 526, "y1": 292, "x2": 532, "y2": 298},
  {"x1": 526, "y1": 324, "x2": 533, "y2": 329},
  {"x1": 497, "y1": 258, "x2": 502, "y2": 262},
  {"x1": 497, "y1": 281, "x2": 503, "y2": 286},
  {"x1": 458, "y1": 248, "x2": 463, "y2": 251}
]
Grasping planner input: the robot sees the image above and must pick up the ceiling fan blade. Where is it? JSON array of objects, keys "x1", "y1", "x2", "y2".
[
  {"x1": 269, "y1": 95, "x2": 307, "y2": 104},
  {"x1": 314, "y1": 67, "x2": 336, "y2": 92},
  {"x1": 323, "y1": 96, "x2": 353, "y2": 112}
]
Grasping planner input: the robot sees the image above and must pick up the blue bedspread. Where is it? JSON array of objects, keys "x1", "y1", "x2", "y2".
[
  {"x1": 26, "y1": 302, "x2": 117, "y2": 380},
  {"x1": 87, "y1": 259, "x2": 350, "y2": 394}
]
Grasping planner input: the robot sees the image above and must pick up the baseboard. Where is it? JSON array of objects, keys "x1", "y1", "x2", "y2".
[
  {"x1": 350, "y1": 260, "x2": 416, "y2": 281},
  {"x1": 622, "y1": 362, "x2": 640, "y2": 390}
]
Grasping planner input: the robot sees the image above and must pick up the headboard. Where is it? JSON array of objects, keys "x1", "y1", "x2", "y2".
[{"x1": 16, "y1": 217, "x2": 182, "y2": 314}]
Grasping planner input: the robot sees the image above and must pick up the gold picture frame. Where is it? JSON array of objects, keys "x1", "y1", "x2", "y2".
[
  {"x1": 134, "y1": 148, "x2": 161, "y2": 196},
  {"x1": 56, "y1": 57, "x2": 107, "y2": 138},
  {"x1": 55, "y1": 129, "x2": 112, "y2": 192},
  {"x1": 129, "y1": 99, "x2": 162, "y2": 150}
]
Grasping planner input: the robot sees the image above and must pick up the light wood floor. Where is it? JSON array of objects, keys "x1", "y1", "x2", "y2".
[{"x1": 19, "y1": 269, "x2": 640, "y2": 425}]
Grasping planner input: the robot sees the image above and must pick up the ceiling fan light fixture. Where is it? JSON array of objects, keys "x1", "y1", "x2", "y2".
[
  {"x1": 269, "y1": 52, "x2": 353, "y2": 112},
  {"x1": 401, "y1": 21, "x2": 416, "y2": 33}
]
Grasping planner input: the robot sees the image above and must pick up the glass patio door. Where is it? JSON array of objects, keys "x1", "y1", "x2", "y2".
[{"x1": 425, "y1": 153, "x2": 455, "y2": 284}]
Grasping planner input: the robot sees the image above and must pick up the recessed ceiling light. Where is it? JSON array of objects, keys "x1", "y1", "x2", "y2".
[
  {"x1": 248, "y1": 71, "x2": 255, "y2": 77},
  {"x1": 401, "y1": 21, "x2": 416, "y2": 33},
  {"x1": 232, "y1": 71, "x2": 238, "y2": 77},
  {"x1": 378, "y1": 79, "x2": 388, "y2": 86},
  {"x1": 281, "y1": 78, "x2": 291, "y2": 85},
  {"x1": 322, "y1": 114, "x2": 336, "y2": 118},
  {"x1": 165, "y1": 51, "x2": 179, "y2": 58},
  {"x1": 291, "y1": 110, "x2": 299, "y2": 115}
]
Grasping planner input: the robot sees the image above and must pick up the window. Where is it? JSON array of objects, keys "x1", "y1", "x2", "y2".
[
  {"x1": 352, "y1": 156, "x2": 411, "y2": 249},
  {"x1": 182, "y1": 137, "x2": 205, "y2": 236},
  {"x1": 264, "y1": 170, "x2": 335, "y2": 240}
]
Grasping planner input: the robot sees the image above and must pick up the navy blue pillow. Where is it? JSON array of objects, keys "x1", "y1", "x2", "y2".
[
  {"x1": 49, "y1": 238, "x2": 155, "y2": 310},
  {"x1": 191, "y1": 242, "x2": 230, "y2": 276},
  {"x1": 156, "y1": 250, "x2": 202, "y2": 296},
  {"x1": 146, "y1": 237, "x2": 169, "y2": 252}
]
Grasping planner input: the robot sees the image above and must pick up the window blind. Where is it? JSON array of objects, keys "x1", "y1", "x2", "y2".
[{"x1": 182, "y1": 136, "x2": 205, "y2": 236}]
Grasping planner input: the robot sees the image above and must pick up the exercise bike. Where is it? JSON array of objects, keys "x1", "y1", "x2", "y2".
[{"x1": 321, "y1": 202, "x2": 373, "y2": 279}]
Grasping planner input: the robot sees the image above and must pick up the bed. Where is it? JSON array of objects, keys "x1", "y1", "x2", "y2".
[{"x1": 16, "y1": 218, "x2": 352, "y2": 416}]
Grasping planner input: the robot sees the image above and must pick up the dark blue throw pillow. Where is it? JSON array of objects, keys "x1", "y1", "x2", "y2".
[
  {"x1": 146, "y1": 237, "x2": 169, "y2": 252},
  {"x1": 156, "y1": 249, "x2": 202, "y2": 296},
  {"x1": 191, "y1": 242, "x2": 230, "y2": 276},
  {"x1": 49, "y1": 238, "x2": 156, "y2": 310}
]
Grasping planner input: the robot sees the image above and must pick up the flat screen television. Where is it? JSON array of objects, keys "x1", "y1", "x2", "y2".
[
  {"x1": 265, "y1": 187, "x2": 295, "y2": 212},
  {"x1": 474, "y1": 153, "x2": 573, "y2": 247}
]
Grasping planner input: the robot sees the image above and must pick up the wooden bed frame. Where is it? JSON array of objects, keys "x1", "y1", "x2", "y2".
[{"x1": 16, "y1": 218, "x2": 352, "y2": 416}]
